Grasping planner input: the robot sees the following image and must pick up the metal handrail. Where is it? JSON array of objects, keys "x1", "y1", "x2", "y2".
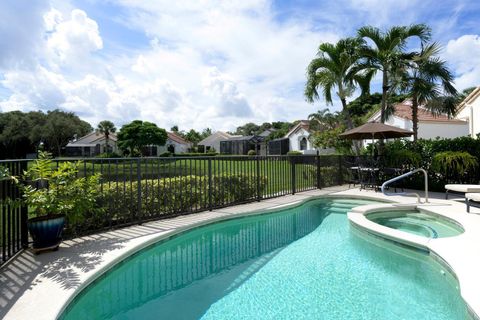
[{"x1": 381, "y1": 168, "x2": 429, "y2": 203}]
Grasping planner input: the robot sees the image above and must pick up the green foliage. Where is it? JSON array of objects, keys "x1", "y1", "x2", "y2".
[
  {"x1": 432, "y1": 151, "x2": 478, "y2": 182},
  {"x1": 0, "y1": 110, "x2": 92, "y2": 158},
  {"x1": 174, "y1": 152, "x2": 218, "y2": 157},
  {"x1": 185, "y1": 129, "x2": 202, "y2": 145},
  {"x1": 101, "y1": 173, "x2": 267, "y2": 221},
  {"x1": 159, "y1": 151, "x2": 172, "y2": 157},
  {"x1": 381, "y1": 137, "x2": 480, "y2": 189},
  {"x1": 287, "y1": 151, "x2": 302, "y2": 155},
  {"x1": 117, "y1": 120, "x2": 168, "y2": 156},
  {"x1": 247, "y1": 150, "x2": 257, "y2": 156},
  {"x1": 19, "y1": 153, "x2": 103, "y2": 225},
  {"x1": 312, "y1": 127, "x2": 352, "y2": 154},
  {"x1": 96, "y1": 152, "x2": 121, "y2": 158}
]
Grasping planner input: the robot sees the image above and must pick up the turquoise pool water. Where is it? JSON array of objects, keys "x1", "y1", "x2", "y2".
[
  {"x1": 60, "y1": 198, "x2": 468, "y2": 319},
  {"x1": 368, "y1": 210, "x2": 464, "y2": 238}
]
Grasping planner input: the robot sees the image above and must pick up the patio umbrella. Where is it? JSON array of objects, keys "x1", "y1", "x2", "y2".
[
  {"x1": 339, "y1": 122, "x2": 413, "y2": 155},
  {"x1": 339, "y1": 122, "x2": 413, "y2": 140}
]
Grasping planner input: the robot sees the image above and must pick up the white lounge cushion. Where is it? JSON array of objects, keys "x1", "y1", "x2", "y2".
[
  {"x1": 466, "y1": 193, "x2": 480, "y2": 202},
  {"x1": 445, "y1": 184, "x2": 480, "y2": 193}
]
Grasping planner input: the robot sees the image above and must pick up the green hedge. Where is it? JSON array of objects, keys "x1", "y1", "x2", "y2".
[
  {"x1": 382, "y1": 137, "x2": 480, "y2": 191},
  {"x1": 98, "y1": 173, "x2": 267, "y2": 225}
]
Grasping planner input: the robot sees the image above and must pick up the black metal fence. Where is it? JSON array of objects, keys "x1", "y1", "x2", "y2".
[
  {"x1": 0, "y1": 161, "x2": 28, "y2": 265},
  {"x1": 0, "y1": 154, "x2": 355, "y2": 266}
]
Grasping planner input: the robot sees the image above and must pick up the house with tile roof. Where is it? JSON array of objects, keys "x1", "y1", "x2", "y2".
[
  {"x1": 368, "y1": 100, "x2": 469, "y2": 140},
  {"x1": 65, "y1": 132, "x2": 118, "y2": 157},
  {"x1": 456, "y1": 86, "x2": 480, "y2": 138},
  {"x1": 283, "y1": 120, "x2": 320, "y2": 154},
  {"x1": 198, "y1": 131, "x2": 238, "y2": 153},
  {"x1": 157, "y1": 132, "x2": 192, "y2": 154}
]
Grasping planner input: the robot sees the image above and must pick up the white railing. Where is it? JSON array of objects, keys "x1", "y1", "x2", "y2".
[{"x1": 381, "y1": 168, "x2": 429, "y2": 203}]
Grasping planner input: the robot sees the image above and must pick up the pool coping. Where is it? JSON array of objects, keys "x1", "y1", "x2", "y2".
[
  {"x1": 1, "y1": 187, "x2": 480, "y2": 319},
  {"x1": 346, "y1": 199, "x2": 480, "y2": 319}
]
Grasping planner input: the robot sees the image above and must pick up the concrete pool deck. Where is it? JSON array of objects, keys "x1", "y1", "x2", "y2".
[{"x1": 1, "y1": 186, "x2": 480, "y2": 320}]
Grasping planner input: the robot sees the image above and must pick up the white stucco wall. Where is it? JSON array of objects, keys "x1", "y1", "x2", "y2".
[
  {"x1": 418, "y1": 122, "x2": 469, "y2": 139},
  {"x1": 364, "y1": 115, "x2": 468, "y2": 146},
  {"x1": 288, "y1": 128, "x2": 315, "y2": 153},
  {"x1": 457, "y1": 99, "x2": 480, "y2": 138},
  {"x1": 158, "y1": 139, "x2": 190, "y2": 154}
]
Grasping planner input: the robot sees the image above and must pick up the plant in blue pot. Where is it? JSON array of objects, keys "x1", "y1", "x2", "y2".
[{"x1": 20, "y1": 152, "x2": 102, "y2": 253}]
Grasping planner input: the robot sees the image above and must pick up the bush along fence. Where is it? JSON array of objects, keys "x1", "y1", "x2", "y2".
[{"x1": 0, "y1": 154, "x2": 355, "y2": 265}]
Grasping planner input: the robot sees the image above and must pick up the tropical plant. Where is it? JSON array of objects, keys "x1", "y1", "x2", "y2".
[
  {"x1": 399, "y1": 43, "x2": 458, "y2": 141},
  {"x1": 357, "y1": 24, "x2": 431, "y2": 123},
  {"x1": 18, "y1": 152, "x2": 103, "y2": 224},
  {"x1": 96, "y1": 120, "x2": 117, "y2": 153},
  {"x1": 308, "y1": 108, "x2": 340, "y2": 131},
  {"x1": 432, "y1": 151, "x2": 478, "y2": 183},
  {"x1": 305, "y1": 37, "x2": 372, "y2": 130},
  {"x1": 117, "y1": 120, "x2": 168, "y2": 156}
]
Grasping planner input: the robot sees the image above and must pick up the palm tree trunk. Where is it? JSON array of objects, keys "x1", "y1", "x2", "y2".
[
  {"x1": 381, "y1": 71, "x2": 388, "y2": 123},
  {"x1": 105, "y1": 132, "x2": 109, "y2": 154},
  {"x1": 341, "y1": 98, "x2": 360, "y2": 155},
  {"x1": 411, "y1": 94, "x2": 419, "y2": 142}
]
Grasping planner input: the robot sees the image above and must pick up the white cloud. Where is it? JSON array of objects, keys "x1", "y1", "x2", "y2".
[
  {"x1": 46, "y1": 9, "x2": 103, "y2": 68},
  {"x1": 444, "y1": 34, "x2": 480, "y2": 90}
]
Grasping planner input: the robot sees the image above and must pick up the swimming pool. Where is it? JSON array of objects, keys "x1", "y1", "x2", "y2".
[
  {"x1": 60, "y1": 198, "x2": 468, "y2": 319},
  {"x1": 367, "y1": 210, "x2": 464, "y2": 238}
]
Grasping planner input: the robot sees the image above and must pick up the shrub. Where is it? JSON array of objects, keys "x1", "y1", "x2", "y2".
[
  {"x1": 158, "y1": 152, "x2": 172, "y2": 157},
  {"x1": 287, "y1": 151, "x2": 302, "y2": 155},
  {"x1": 100, "y1": 173, "x2": 268, "y2": 224},
  {"x1": 432, "y1": 151, "x2": 478, "y2": 183},
  {"x1": 96, "y1": 152, "x2": 121, "y2": 158},
  {"x1": 174, "y1": 153, "x2": 218, "y2": 157},
  {"x1": 247, "y1": 150, "x2": 256, "y2": 156}
]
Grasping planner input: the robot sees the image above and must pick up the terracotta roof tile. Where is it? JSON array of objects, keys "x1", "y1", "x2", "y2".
[
  {"x1": 168, "y1": 132, "x2": 189, "y2": 145},
  {"x1": 393, "y1": 101, "x2": 466, "y2": 123}
]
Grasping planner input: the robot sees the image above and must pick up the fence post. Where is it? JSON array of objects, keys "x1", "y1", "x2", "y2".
[
  {"x1": 256, "y1": 156, "x2": 261, "y2": 201},
  {"x1": 137, "y1": 158, "x2": 142, "y2": 219},
  {"x1": 208, "y1": 157, "x2": 212, "y2": 211},
  {"x1": 291, "y1": 157, "x2": 296, "y2": 195},
  {"x1": 316, "y1": 151, "x2": 321, "y2": 189},
  {"x1": 337, "y1": 155, "x2": 344, "y2": 185},
  {"x1": 20, "y1": 161, "x2": 29, "y2": 248}
]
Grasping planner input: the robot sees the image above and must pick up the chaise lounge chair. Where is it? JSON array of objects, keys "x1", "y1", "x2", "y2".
[
  {"x1": 466, "y1": 193, "x2": 480, "y2": 213},
  {"x1": 445, "y1": 184, "x2": 480, "y2": 199}
]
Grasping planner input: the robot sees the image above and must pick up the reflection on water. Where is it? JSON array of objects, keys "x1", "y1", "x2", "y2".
[{"x1": 62, "y1": 201, "x2": 333, "y2": 319}]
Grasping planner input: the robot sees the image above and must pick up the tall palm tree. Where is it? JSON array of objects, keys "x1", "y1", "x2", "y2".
[
  {"x1": 305, "y1": 37, "x2": 372, "y2": 130},
  {"x1": 308, "y1": 108, "x2": 340, "y2": 131},
  {"x1": 357, "y1": 24, "x2": 431, "y2": 123},
  {"x1": 96, "y1": 120, "x2": 116, "y2": 153},
  {"x1": 401, "y1": 43, "x2": 458, "y2": 141}
]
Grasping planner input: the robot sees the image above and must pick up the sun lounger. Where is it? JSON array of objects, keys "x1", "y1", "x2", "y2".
[
  {"x1": 445, "y1": 184, "x2": 480, "y2": 199},
  {"x1": 466, "y1": 193, "x2": 480, "y2": 213}
]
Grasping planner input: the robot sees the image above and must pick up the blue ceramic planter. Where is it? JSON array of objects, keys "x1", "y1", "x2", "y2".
[{"x1": 28, "y1": 215, "x2": 66, "y2": 250}]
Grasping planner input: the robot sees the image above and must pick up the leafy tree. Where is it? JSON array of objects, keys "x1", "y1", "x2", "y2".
[
  {"x1": 95, "y1": 120, "x2": 116, "y2": 152},
  {"x1": 400, "y1": 43, "x2": 457, "y2": 141},
  {"x1": 200, "y1": 128, "x2": 212, "y2": 140},
  {"x1": 357, "y1": 24, "x2": 431, "y2": 122},
  {"x1": 305, "y1": 37, "x2": 373, "y2": 131},
  {"x1": 0, "y1": 109, "x2": 91, "y2": 158},
  {"x1": 185, "y1": 129, "x2": 202, "y2": 146},
  {"x1": 308, "y1": 108, "x2": 340, "y2": 131},
  {"x1": 42, "y1": 110, "x2": 92, "y2": 156},
  {"x1": 234, "y1": 122, "x2": 260, "y2": 136},
  {"x1": 117, "y1": 120, "x2": 167, "y2": 156}
]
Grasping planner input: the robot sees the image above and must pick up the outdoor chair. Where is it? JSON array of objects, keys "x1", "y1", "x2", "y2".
[
  {"x1": 445, "y1": 184, "x2": 480, "y2": 199},
  {"x1": 465, "y1": 193, "x2": 480, "y2": 213}
]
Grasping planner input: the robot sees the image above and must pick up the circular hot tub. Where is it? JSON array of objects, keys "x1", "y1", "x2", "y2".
[{"x1": 367, "y1": 210, "x2": 464, "y2": 238}]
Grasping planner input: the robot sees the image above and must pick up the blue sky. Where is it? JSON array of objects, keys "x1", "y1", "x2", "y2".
[{"x1": 0, "y1": 0, "x2": 479, "y2": 131}]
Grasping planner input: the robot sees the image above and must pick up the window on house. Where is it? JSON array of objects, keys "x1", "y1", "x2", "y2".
[{"x1": 300, "y1": 137, "x2": 307, "y2": 150}]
